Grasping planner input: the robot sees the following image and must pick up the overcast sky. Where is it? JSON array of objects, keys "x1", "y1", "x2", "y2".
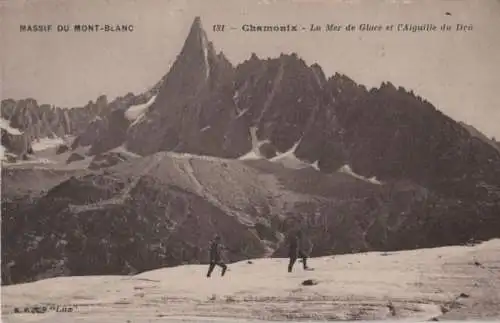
[{"x1": 1, "y1": 0, "x2": 499, "y2": 138}]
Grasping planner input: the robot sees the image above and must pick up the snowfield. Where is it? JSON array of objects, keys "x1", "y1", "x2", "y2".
[
  {"x1": 238, "y1": 127, "x2": 267, "y2": 161},
  {"x1": 338, "y1": 165, "x2": 382, "y2": 185},
  {"x1": 125, "y1": 95, "x2": 157, "y2": 125},
  {"x1": 0, "y1": 118, "x2": 23, "y2": 135},
  {"x1": 0, "y1": 145, "x2": 10, "y2": 161},
  {"x1": 31, "y1": 137, "x2": 66, "y2": 152},
  {"x1": 269, "y1": 141, "x2": 312, "y2": 170},
  {"x1": 2, "y1": 239, "x2": 499, "y2": 322}
]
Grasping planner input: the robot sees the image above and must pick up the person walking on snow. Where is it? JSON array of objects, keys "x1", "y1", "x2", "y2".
[
  {"x1": 206, "y1": 235, "x2": 228, "y2": 277},
  {"x1": 287, "y1": 230, "x2": 312, "y2": 272}
]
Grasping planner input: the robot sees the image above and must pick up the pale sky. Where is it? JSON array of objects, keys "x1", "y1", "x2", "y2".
[{"x1": 1, "y1": 0, "x2": 499, "y2": 138}]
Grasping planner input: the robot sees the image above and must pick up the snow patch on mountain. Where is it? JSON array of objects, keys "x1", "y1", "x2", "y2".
[
  {"x1": 169, "y1": 151, "x2": 230, "y2": 163},
  {"x1": 239, "y1": 127, "x2": 265, "y2": 160},
  {"x1": 311, "y1": 160, "x2": 320, "y2": 171},
  {"x1": 31, "y1": 137, "x2": 65, "y2": 152},
  {"x1": 269, "y1": 141, "x2": 315, "y2": 170},
  {"x1": 201, "y1": 32, "x2": 210, "y2": 80},
  {"x1": 125, "y1": 96, "x2": 157, "y2": 124},
  {"x1": 236, "y1": 108, "x2": 249, "y2": 118},
  {"x1": 233, "y1": 90, "x2": 240, "y2": 101},
  {"x1": 339, "y1": 164, "x2": 382, "y2": 185},
  {"x1": 9, "y1": 157, "x2": 57, "y2": 166},
  {"x1": 249, "y1": 127, "x2": 261, "y2": 149},
  {"x1": 0, "y1": 118, "x2": 22, "y2": 135},
  {"x1": 0, "y1": 145, "x2": 8, "y2": 161},
  {"x1": 110, "y1": 145, "x2": 142, "y2": 158},
  {"x1": 239, "y1": 151, "x2": 262, "y2": 161}
]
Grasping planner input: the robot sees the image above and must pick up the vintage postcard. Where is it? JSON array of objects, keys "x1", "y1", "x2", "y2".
[{"x1": 1, "y1": 0, "x2": 499, "y2": 322}]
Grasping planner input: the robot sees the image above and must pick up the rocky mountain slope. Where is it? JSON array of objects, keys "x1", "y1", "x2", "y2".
[
  {"x1": 2, "y1": 152, "x2": 499, "y2": 285},
  {"x1": 1, "y1": 77, "x2": 165, "y2": 162},
  {"x1": 2, "y1": 16, "x2": 500, "y2": 285},
  {"x1": 71, "y1": 17, "x2": 500, "y2": 193},
  {"x1": 1, "y1": 97, "x2": 108, "y2": 159},
  {"x1": 460, "y1": 121, "x2": 500, "y2": 153},
  {"x1": 70, "y1": 78, "x2": 165, "y2": 157}
]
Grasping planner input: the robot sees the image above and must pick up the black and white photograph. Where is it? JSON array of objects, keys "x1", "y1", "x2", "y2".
[{"x1": 1, "y1": 0, "x2": 500, "y2": 322}]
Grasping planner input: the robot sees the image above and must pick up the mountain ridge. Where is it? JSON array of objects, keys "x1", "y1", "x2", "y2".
[{"x1": 65, "y1": 17, "x2": 500, "y2": 192}]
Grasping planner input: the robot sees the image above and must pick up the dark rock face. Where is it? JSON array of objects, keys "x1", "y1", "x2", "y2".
[
  {"x1": 55, "y1": 144, "x2": 70, "y2": 155},
  {"x1": 125, "y1": 18, "x2": 237, "y2": 157},
  {"x1": 460, "y1": 122, "x2": 500, "y2": 154},
  {"x1": 327, "y1": 81, "x2": 500, "y2": 193},
  {"x1": 87, "y1": 109, "x2": 130, "y2": 156},
  {"x1": 66, "y1": 153, "x2": 85, "y2": 164},
  {"x1": 1, "y1": 167, "x2": 87, "y2": 202},
  {"x1": 1, "y1": 127, "x2": 30, "y2": 157},
  {"x1": 88, "y1": 151, "x2": 139, "y2": 170},
  {"x1": 70, "y1": 81, "x2": 165, "y2": 157}
]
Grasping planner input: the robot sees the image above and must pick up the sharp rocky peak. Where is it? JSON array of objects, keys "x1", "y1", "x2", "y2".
[
  {"x1": 177, "y1": 16, "x2": 215, "y2": 76},
  {"x1": 124, "y1": 16, "x2": 236, "y2": 156}
]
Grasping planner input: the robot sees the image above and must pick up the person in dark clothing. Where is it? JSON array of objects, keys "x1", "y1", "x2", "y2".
[
  {"x1": 1, "y1": 260, "x2": 14, "y2": 285},
  {"x1": 287, "y1": 230, "x2": 311, "y2": 272},
  {"x1": 206, "y1": 235, "x2": 228, "y2": 277}
]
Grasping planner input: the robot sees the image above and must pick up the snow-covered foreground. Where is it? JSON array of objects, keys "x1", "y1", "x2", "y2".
[{"x1": 2, "y1": 240, "x2": 500, "y2": 322}]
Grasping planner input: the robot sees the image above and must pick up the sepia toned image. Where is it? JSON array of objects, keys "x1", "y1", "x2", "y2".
[{"x1": 1, "y1": 0, "x2": 500, "y2": 322}]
